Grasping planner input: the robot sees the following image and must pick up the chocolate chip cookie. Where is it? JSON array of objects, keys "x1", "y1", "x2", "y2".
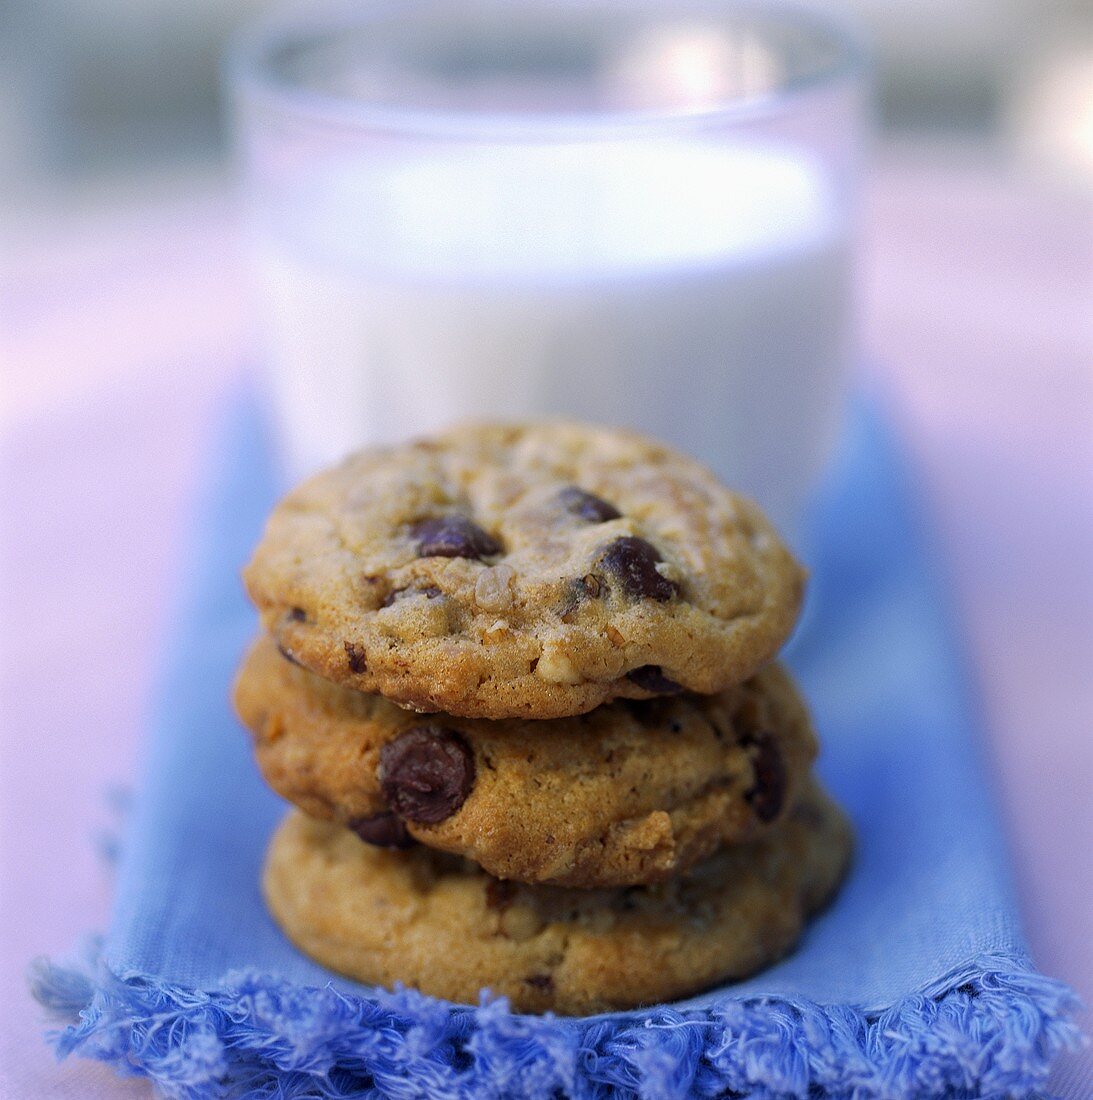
[
  {"x1": 243, "y1": 422, "x2": 805, "y2": 719},
  {"x1": 263, "y1": 782, "x2": 852, "y2": 1015},
  {"x1": 235, "y1": 635, "x2": 818, "y2": 887}
]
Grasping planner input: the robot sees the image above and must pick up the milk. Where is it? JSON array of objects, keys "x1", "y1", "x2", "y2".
[{"x1": 251, "y1": 140, "x2": 850, "y2": 531}]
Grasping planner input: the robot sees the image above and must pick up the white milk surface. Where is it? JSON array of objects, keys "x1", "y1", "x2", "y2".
[{"x1": 252, "y1": 140, "x2": 850, "y2": 530}]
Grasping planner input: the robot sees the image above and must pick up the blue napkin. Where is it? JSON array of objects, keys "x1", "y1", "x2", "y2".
[{"x1": 34, "y1": 392, "x2": 1081, "y2": 1099}]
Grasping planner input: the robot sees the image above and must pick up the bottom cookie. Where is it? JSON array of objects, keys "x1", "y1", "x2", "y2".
[{"x1": 263, "y1": 782, "x2": 852, "y2": 1015}]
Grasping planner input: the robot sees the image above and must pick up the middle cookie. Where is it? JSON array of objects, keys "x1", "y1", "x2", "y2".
[{"x1": 235, "y1": 636, "x2": 817, "y2": 888}]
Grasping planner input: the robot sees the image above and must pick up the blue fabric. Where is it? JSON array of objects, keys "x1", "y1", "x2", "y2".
[{"x1": 34, "y1": 392, "x2": 1082, "y2": 1098}]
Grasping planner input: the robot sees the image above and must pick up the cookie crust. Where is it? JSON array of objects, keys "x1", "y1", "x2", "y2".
[
  {"x1": 262, "y1": 784, "x2": 852, "y2": 1015},
  {"x1": 236, "y1": 636, "x2": 818, "y2": 887},
  {"x1": 243, "y1": 422, "x2": 805, "y2": 719}
]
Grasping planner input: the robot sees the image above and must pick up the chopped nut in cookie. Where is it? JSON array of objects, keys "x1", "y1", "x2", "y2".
[
  {"x1": 535, "y1": 642, "x2": 582, "y2": 684},
  {"x1": 474, "y1": 564, "x2": 515, "y2": 613}
]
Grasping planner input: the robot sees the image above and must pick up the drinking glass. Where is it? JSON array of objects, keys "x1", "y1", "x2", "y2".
[{"x1": 228, "y1": 0, "x2": 866, "y2": 533}]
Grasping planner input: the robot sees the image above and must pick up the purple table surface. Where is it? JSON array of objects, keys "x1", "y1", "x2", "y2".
[{"x1": 2, "y1": 146, "x2": 1090, "y2": 1098}]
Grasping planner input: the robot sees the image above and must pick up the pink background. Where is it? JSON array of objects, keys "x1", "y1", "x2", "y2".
[{"x1": 2, "y1": 148, "x2": 1090, "y2": 1096}]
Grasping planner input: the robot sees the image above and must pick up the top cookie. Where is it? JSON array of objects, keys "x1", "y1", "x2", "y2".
[{"x1": 244, "y1": 421, "x2": 805, "y2": 719}]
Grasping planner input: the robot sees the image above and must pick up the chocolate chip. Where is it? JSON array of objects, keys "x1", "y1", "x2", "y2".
[
  {"x1": 621, "y1": 698, "x2": 672, "y2": 727},
  {"x1": 344, "y1": 641, "x2": 367, "y2": 673},
  {"x1": 276, "y1": 642, "x2": 302, "y2": 667},
  {"x1": 411, "y1": 516, "x2": 501, "y2": 560},
  {"x1": 600, "y1": 536, "x2": 679, "y2": 601},
  {"x1": 287, "y1": 606, "x2": 308, "y2": 622},
  {"x1": 558, "y1": 573, "x2": 605, "y2": 622},
  {"x1": 743, "y1": 733, "x2": 787, "y2": 823},
  {"x1": 348, "y1": 813, "x2": 415, "y2": 849},
  {"x1": 559, "y1": 486, "x2": 621, "y2": 523},
  {"x1": 626, "y1": 665, "x2": 684, "y2": 694},
  {"x1": 485, "y1": 879, "x2": 517, "y2": 911},
  {"x1": 380, "y1": 726, "x2": 475, "y2": 824},
  {"x1": 523, "y1": 973, "x2": 554, "y2": 992}
]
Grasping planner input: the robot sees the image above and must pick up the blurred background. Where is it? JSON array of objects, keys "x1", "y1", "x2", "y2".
[
  {"x1": 2, "y1": 0, "x2": 1092, "y2": 192},
  {"x1": 2, "y1": 0, "x2": 1091, "y2": 1096}
]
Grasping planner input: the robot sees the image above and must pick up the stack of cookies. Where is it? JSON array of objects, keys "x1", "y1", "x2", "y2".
[{"x1": 235, "y1": 422, "x2": 852, "y2": 1014}]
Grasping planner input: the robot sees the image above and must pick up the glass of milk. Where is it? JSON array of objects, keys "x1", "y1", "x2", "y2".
[{"x1": 228, "y1": 0, "x2": 866, "y2": 534}]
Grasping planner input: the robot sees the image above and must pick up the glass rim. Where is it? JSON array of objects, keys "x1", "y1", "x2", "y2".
[{"x1": 226, "y1": 0, "x2": 868, "y2": 141}]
